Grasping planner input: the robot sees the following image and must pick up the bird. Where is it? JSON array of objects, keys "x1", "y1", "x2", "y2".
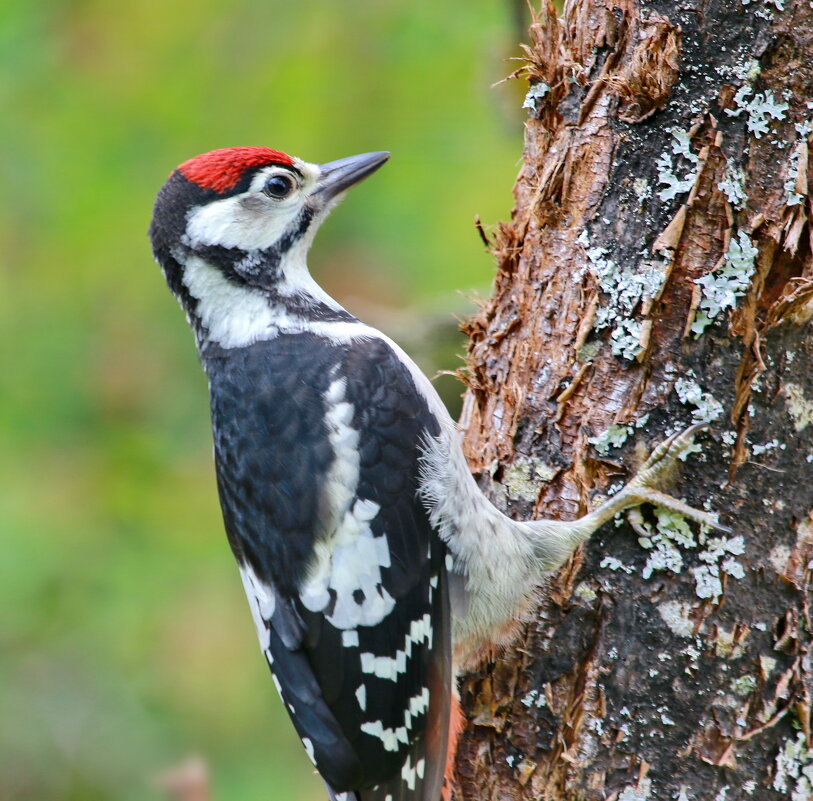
[{"x1": 148, "y1": 146, "x2": 724, "y2": 801}]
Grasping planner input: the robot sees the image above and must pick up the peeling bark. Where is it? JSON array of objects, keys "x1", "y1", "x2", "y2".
[{"x1": 453, "y1": 1, "x2": 813, "y2": 798}]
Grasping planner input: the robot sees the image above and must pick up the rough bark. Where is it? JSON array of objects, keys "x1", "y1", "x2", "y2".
[{"x1": 453, "y1": 1, "x2": 813, "y2": 799}]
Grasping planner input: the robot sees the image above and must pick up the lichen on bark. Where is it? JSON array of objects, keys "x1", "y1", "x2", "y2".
[{"x1": 452, "y1": 1, "x2": 813, "y2": 798}]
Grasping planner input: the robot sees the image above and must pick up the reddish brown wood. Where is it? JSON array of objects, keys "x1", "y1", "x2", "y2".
[{"x1": 452, "y1": 1, "x2": 813, "y2": 798}]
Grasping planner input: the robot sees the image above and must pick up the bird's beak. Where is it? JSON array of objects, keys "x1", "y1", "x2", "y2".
[{"x1": 313, "y1": 151, "x2": 390, "y2": 202}]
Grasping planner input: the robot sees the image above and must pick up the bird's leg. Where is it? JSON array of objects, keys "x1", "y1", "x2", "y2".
[
  {"x1": 448, "y1": 425, "x2": 729, "y2": 669},
  {"x1": 579, "y1": 423, "x2": 727, "y2": 536}
]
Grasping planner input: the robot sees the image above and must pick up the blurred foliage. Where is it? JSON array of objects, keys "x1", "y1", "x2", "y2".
[{"x1": 0, "y1": 1, "x2": 525, "y2": 799}]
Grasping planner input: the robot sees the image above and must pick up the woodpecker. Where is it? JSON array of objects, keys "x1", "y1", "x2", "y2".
[{"x1": 149, "y1": 147, "x2": 723, "y2": 801}]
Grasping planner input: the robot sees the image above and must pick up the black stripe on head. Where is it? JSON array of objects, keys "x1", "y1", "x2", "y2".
[
  {"x1": 192, "y1": 204, "x2": 317, "y2": 290},
  {"x1": 150, "y1": 169, "x2": 353, "y2": 343},
  {"x1": 150, "y1": 169, "x2": 317, "y2": 296}
]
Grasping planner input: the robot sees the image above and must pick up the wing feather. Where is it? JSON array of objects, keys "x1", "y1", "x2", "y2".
[{"x1": 212, "y1": 334, "x2": 451, "y2": 800}]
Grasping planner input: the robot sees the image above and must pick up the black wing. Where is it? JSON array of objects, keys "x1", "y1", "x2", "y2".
[{"x1": 208, "y1": 333, "x2": 451, "y2": 801}]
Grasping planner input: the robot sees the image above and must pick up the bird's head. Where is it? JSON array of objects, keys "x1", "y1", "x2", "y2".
[{"x1": 148, "y1": 147, "x2": 389, "y2": 347}]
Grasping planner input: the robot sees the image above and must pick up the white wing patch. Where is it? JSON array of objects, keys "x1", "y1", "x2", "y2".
[
  {"x1": 358, "y1": 614, "x2": 433, "y2": 682},
  {"x1": 342, "y1": 630, "x2": 359, "y2": 647},
  {"x1": 320, "y1": 377, "x2": 361, "y2": 526},
  {"x1": 401, "y1": 753, "x2": 425, "y2": 791},
  {"x1": 301, "y1": 737, "x2": 317, "y2": 766},
  {"x1": 299, "y1": 377, "x2": 395, "y2": 629},
  {"x1": 359, "y1": 687, "x2": 430, "y2": 753},
  {"x1": 239, "y1": 562, "x2": 276, "y2": 651},
  {"x1": 360, "y1": 720, "x2": 402, "y2": 753}
]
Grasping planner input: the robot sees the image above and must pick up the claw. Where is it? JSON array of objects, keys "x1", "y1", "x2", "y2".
[
  {"x1": 629, "y1": 424, "x2": 706, "y2": 488},
  {"x1": 573, "y1": 424, "x2": 730, "y2": 550},
  {"x1": 626, "y1": 507, "x2": 651, "y2": 538},
  {"x1": 625, "y1": 424, "x2": 728, "y2": 532}
]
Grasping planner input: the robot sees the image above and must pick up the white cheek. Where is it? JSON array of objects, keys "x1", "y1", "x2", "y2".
[{"x1": 185, "y1": 193, "x2": 302, "y2": 251}]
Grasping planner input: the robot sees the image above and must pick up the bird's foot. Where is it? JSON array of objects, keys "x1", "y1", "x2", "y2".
[
  {"x1": 529, "y1": 424, "x2": 729, "y2": 570},
  {"x1": 615, "y1": 423, "x2": 730, "y2": 533}
]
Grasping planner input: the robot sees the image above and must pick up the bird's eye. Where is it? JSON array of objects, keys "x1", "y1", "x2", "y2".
[{"x1": 263, "y1": 174, "x2": 296, "y2": 199}]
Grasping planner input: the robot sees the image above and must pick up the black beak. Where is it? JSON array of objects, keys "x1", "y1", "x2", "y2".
[{"x1": 314, "y1": 151, "x2": 390, "y2": 202}]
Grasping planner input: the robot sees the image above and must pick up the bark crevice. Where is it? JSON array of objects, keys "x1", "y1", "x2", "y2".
[{"x1": 454, "y1": 0, "x2": 813, "y2": 798}]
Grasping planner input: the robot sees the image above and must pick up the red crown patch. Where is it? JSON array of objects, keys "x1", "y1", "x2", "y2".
[{"x1": 177, "y1": 147, "x2": 295, "y2": 193}]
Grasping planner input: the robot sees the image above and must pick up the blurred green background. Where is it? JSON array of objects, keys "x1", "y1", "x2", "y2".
[{"x1": 0, "y1": 2, "x2": 526, "y2": 799}]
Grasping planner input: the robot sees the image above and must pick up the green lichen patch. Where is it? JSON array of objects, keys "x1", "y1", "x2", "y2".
[
  {"x1": 751, "y1": 437, "x2": 783, "y2": 456},
  {"x1": 657, "y1": 599, "x2": 696, "y2": 637},
  {"x1": 730, "y1": 674, "x2": 758, "y2": 696},
  {"x1": 637, "y1": 504, "x2": 745, "y2": 599},
  {"x1": 774, "y1": 732, "x2": 813, "y2": 800},
  {"x1": 520, "y1": 688, "x2": 547, "y2": 709},
  {"x1": 503, "y1": 456, "x2": 557, "y2": 503},
  {"x1": 724, "y1": 85, "x2": 788, "y2": 138},
  {"x1": 600, "y1": 555, "x2": 635, "y2": 574},
  {"x1": 786, "y1": 145, "x2": 805, "y2": 207},
  {"x1": 692, "y1": 231, "x2": 758, "y2": 336},
  {"x1": 574, "y1": 581, "x2": 598, "y2": 603},
  {"x1": 522, "y1": 82, "x2": 550, "y2": 118},
  {"x1": 693, "y1": 534, "x2": 746, "y2": 598},
  {"x1": 718, "y1": 165, "x2": 747, "y2": 208},
  {"x1": 656, "y1": 128, "x2": 700, "y2": 201},
  {"x1": 580, "y1": 230, "x2": 669, "y2": 361},
  {"x1": 640, "y1": 507, "x2": 696, "y2": 579},
  {"x1": 783, "y1": 382, "x2": 813, "y2": 431},
  {"x1": 674, "y1": 372, "x2": 724, "y2": 422},
  {"x1": 618, "y1": 779, "x2": 651, "y2": 801},
  {"x1": 589, "y1": 423, "x2": 633, "y2": 456}
]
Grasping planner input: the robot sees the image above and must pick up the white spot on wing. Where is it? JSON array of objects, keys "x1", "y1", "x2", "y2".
[
  {"x1": 401, "y1": 754, "x2": 417, "y2": 790},
  {"x1": 360, "y1": 720, "x2": 399, "y2": 752},
  {"x1": 301, "y1": 737, "x2": 317, "y2": 766},
  {"x1": 238, "y1": 563, "x2": 275, "y2": 651},
  {"x1": 358, "y1": 614, "x2": 433, "y2": 682},
  {"x1": 355, "y1": 684, "x2": 367, "y2": 711},
  {"x1": 407, "y1": 687, "x2": 431, "y2": 721},
  {"x1": 342, "y1": 630, "x2": 359, "y2": 647},
  {"x1": 299, "y1": 377, "x2": 395, "y2": 629},
  {"x1": 359, "y1": 687, "x2": 430, "y2": 752}
]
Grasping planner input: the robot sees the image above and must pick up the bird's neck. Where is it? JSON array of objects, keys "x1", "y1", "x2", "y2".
[{"x1": 178, "y1": 249, "x2": 354, "y2": 352}]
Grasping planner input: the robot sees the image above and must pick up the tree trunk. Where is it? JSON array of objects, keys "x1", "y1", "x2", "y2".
[{"x1": 452, "y1": 1, "x2": 813, "y2": 799}]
